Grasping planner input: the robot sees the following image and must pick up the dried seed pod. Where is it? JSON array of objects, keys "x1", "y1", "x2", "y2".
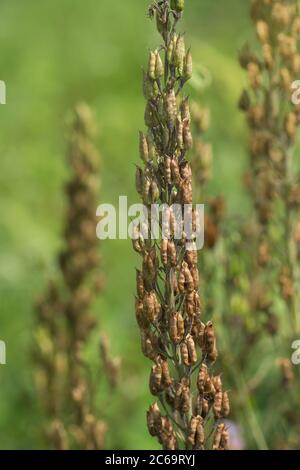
[
  {"x1": 183, "y1": 121, "x2": 193, "y2": 150},
  {"x1": 136, "y1": 270, "x2": 144, "y2": 299},
  {"x1": 148, "y1": 51, "x2": 157, "y2": 80},
  {"x1": 222, "y1": 391, "x2": 230, "y2": 417},
  {"x1": 147, "y1": 402, "x2": 162, "y2": 436},
  {"x1": 155, "y1": 51, "x2": 164, "y2": 79},
  {"x1": 139, "y1": 131, "x2": 149, "y2": 162},
  {"x1": 197, "y1": 364, "x2": 208, "y2": 393},
  {"x1": 161, "y1": 360, "x2": 172, "y2": 387},
  {"x1": 167, "y1": 241, "x2": 177, "y2": 267},
  {"x1": 160, "y1": 239, "x2": 168, "y2": 266},
  {"x1": 186, "y1": 334, "x2": 197, "y2": 365},
  {"x1": 212, "y1": 374, "x2": 222, "y2": 393},
  {"x1": 164, "y1": 155, "x2": 172, "y2": 184},
  {"x1": 181, "y1": 342, "x2": 190, "y2": 366},
  {"x1": 181, "y1": 97, "x2": 191, "y2": 123},
  {"x1": 213, "y1": 391, "x2": 223, "y2": 419},
  {"x1": 149, "y1": 362, "x2": 163, "y2": 395},
  {"x1": 165, "y1": 89, "x2": 177, "y2": 125},
  {"x1": 195, "y1": 418, "x2": 205, "y2": 450},
  {"x1": 175, "y1": 35, "x2": 186, "y2": 75}
]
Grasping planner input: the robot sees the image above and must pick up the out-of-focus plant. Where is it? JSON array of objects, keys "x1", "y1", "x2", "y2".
[
  {"x1": 34, "y1": 104, "x2": 120, "y2": 450},
  {"x1": 133, "y1": 0, "x2": 230, "y2": 450},
  {"x1": 217, "y1": 0, "x2": 300, "y2": 450}
]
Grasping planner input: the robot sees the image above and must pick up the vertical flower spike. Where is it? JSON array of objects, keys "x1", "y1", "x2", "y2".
[
  {"x1": 134, "y1": 1, "x2": 229, "y2": 450},
  {"x1": 239, "y1": 0, "x2": 300, "y2": 337},
  {"x1": 35, "y1": 104, "x2": 119, "y2": 450}
]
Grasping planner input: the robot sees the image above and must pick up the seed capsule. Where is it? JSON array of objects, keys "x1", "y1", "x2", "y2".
[
  {"x1": 136, "y1": 270, "x2": 144, "y2": 299},
  {"x1": 150, "y1": 180, "x2": 160, "y2": 203},
  {"x1": 161, "y1": 360, "x2": 172, "y2": 387},
  {"x1": 176, "y1": 115, "x2": 184, "y2": 150},
  {"x1": 213, "y1": 424, "x2": 225, "y2": 450},
  {"x1": 171, "y1": 156, "x2": 181, "y2": 183},
  {"x1": 222, "y1": 391, "x2": 230, "y2": 417},
  {"x1": 197, "y1": 364, "x2": 208, "y2": 393},
  {"x1": 181, "y1": 97, "x2": 191, "y2": 123},
  {"x1": 139, "y1": 131, "x2": 149, "y2": 162},
  {"x1": 167, "y1": 241, "x2": 177, "y2": 267},
  {"x1": 164, "y1": 155, "x2": 172, "y2": 184},
  {"x1": 165, "y1": 89, "x2": 177, "y2": 125},
  {"x1": 184, "y1": 48, "x2": 193, "y2": 80},
  {"x1": 186, "y1": 334, "x2": 197, "y2": 364},
  {"x1": 155, "y1": 51, "x2": 164, "y2": 79},
  {"x1": 160, "y1": 239, "x2": 168, "y2": 266},
  {"x1": 183, "y1": 121, "x2": 193, "y2": 150},
  {"x1": 213, "y1": 391, "x2": 223, "y2": 419},
  {"x1": 148, "y1": 51, "x2": 157, "y2": 80},
  {"x1": 175, "y1": 35, "x2": 186, "y2": 75},
  {"x1": 181, "y1": 342, "x2": 190, "y2": 366},
  {"x1": 195, "y1": 418, "x2": 205, "y2": 450},
  {"x1": 147, "y1": 402, "x2": 161, "y2": 437},
  {"x1": 167, "y1": 33, "x2": 177, "y2": 64},
  {"x1": 149, "y1": 363, "x2": 162, "y2": 395}
]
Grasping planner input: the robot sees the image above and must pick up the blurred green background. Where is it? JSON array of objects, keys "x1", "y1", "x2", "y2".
[{"x1": 0, "y1": 0, "x2": 252, "y2": 449}]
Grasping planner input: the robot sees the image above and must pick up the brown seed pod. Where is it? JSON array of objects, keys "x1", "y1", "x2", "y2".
[
  {"x1": 181, "y1": 342, "x2": 190, "y2": 366},
  {"x1": 161, "y1": 359, "x2": 172, "y2": 387},
  {"x1": 160, "y1": 239, "x2": 168, "y2": 266},
  {"x1": 186, "y1": 334, "x2": 197, "y2": 365},
  {"x1": 149, "y1": 362, "x2": 163, "y2": 395},
  {"x1": 147, "y1": 402, "x2": 162, "y2": 436},
  {"x1": 222, "y1": 391, "x2": 230, "y2": 417},
  {"x1": 167, "y1": 241, "x2": 177, "y2": 267},
  {"x1": 213, "y1": 391, "x2": 223, "y2": 419},
  {"x1": 197, "y1": 364, "x2": 208, "y2": 394}
]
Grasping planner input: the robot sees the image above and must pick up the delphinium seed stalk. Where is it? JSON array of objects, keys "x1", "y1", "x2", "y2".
[
  {"x1": 133, "y1": 0, "x2": 230, "y2": 450},
  {"x1": 238, "y1": 0, "x2": 300, "y2": 447},
  {"x1": 239, "y1": 0, "x2": 300, "y2": 338},
  {"x1": 35, "y1": 104, "x2": 119, "y2": 450}
]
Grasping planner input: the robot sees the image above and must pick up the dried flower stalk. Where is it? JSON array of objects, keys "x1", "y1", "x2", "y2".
[
  {"x1": 35, "y1": 103, "x2": 119, "y2": 450},
  {"x1": 239, "y1": 0, "x2": 300, "y2": 336},
  {"x1": 134, "y1": 0, "x2": 229, "y2": 450}
]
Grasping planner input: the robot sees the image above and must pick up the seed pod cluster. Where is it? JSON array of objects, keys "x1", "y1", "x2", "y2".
[
  {"x1": 134, "y1": 1, "x2": 229, "y2": 450},
  {"x1": 35, "y1": 104, "x2": 119, "y2": 450}
]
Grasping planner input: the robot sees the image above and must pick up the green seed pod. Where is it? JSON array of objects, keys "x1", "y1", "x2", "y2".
[
  {"x1": 136, "y1": 167, "x2": 144, "y2": 195},
  {"x1": 148, "y1": 51, "x2": 157, "y2": 80},
  {"x1": 183, "y1": 48, "x2": 192, "y2": 80},
  {"x1": 139, "y1": 131, "x2": 149, "y2": 162},
  {"x1": 143, "y1": 71, "x2": 154, "y2": 100},
  {"x1": 171, "y1": 0, "x2": 185, "y2": 13},
  {"x1": 175, "y1": 35, "x2": 185, "y2": 75},
  {"x1": 155, "y1": 51, "x2": 164, "y2": 79}
]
